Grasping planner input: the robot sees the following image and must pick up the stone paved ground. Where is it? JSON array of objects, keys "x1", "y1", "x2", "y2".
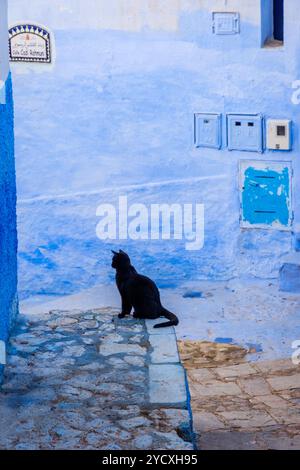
[
  {"x1": 179, "y1": 343, "x2": 300, "y2": 450},
  {"x1": 0, "y1": 308, "x2": 193, "y2": 450}
]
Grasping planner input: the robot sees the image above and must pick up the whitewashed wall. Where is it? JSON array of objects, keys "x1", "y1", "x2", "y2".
[
  {"x1": 9, "y1": 0, "x2": 261, "y2": 32},
  {"x1": 0, "y1": 0, "x2": 9, "y2": 97}
]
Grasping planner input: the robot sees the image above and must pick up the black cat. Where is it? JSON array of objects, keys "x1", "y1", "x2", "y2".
[{"x1": 111, "y1": 250, "x2": 179, "y2": 328}]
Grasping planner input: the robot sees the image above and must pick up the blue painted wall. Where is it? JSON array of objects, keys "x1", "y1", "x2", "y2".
[
  {"x1": 0, "y1": 73, "x2": 18, "y2": 375},
  {"x1": 8, "y1": 0, "x2": 300, "y2": 299}
]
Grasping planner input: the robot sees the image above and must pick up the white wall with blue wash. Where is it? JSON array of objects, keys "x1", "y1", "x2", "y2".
[{"x1": 8, "y1": 0, "x2": 300, "y2": 299}]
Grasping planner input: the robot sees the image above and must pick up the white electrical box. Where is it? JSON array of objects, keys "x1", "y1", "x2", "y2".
[{"x1": 266, "y1": 119, "x2": 292, "y2": 151}]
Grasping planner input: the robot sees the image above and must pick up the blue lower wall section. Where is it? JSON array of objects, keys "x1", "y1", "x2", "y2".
[
  {"x1": 17, "y1": 176, "x2": 291, "y2": 300},
  {"x1": 0, "y1": 74, "x2": 18, "y2": 348}
]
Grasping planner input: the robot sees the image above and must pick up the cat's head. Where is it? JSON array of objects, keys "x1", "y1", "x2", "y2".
[{"x1": 111, "y1": 250, "x2": 131, "y2": 269}]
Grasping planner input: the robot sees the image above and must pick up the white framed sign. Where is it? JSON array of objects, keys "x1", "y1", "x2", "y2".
[{"x1": 9, "y1": 23, "x2": 51, "y2": 63}]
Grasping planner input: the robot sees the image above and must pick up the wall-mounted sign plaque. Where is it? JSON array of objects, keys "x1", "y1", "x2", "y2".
[{"x1": 9, "y1": 24, "x2": 51, "y2": 63}]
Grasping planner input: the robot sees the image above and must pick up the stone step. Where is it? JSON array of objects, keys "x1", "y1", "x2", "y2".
[
  {"x1": 281, "y1": 251, "x2": 300, "y2": 265},
  {"x1": 149, "y1": 364, "x2": 187, "y2": 407},
  {"x1": 279, "y1": 262, "x2": 300, "y2": 293}
]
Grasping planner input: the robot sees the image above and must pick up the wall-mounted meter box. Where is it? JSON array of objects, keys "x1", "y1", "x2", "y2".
[
  {"x1": 266, "y1": 120, "x2": 292, "y2": 150},
  {"x1": 227, "y1": 114, "x2": 263, "y2": 152},
  {"x1": 212, "y1": 12, "x2": 240, "y2": 35},
  {"x1": 194, "y1": 113, "x2": 222, "y2": 149}
]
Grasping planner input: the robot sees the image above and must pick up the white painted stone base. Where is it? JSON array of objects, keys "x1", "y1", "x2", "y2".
[
  {"x1": 0, "y1": 82, "x2": 6, "y2": 104},
  {"x1": 147, "y1": 317, "x2": 188, "y2": 407},
  {"x1": 145, "y1": 319, "x2": 175, "y2": 335},
  {"x1": 0, "y1": 341, "x2": 6, "y2": 365},
  {"x1": 149, "y1": 334, "x2": 180, "y2": 364},
  {"x1": 149, "y1": 364, "x2": 187, "y2": 406}
]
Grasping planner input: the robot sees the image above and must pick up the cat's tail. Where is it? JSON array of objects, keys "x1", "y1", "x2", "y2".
[{"x1": 154, "y1": 308, "x2": 179, "y2": 329}]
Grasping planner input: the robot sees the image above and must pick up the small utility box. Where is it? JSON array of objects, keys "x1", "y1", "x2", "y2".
[
  {"x1": 194, "y1": 113, "x2": 222, "y2": 149},
  {"x1": 212, "y1": 12, "x2": 240, "y2": 35},
  {"x1": 266, "y1": 119, "x2": 292, "y2": 151},
  {"x1": 227, "y1": 114, "x2": 263, "y2": 152}
]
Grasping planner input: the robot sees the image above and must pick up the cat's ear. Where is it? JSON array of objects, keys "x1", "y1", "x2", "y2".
[
  {"x1": 119, "y1": 249, "x2": 126, "y2": 254},
  {"x1": 111, "y1": 250, "x2": 118, "y2": 255}
]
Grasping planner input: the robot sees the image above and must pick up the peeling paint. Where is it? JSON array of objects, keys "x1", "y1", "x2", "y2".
[{"x1": 242, "y1": 165, "x2": 291, "y2": 229}]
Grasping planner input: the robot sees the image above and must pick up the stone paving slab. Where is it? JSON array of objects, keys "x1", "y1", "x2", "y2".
[
  {"x1": 267, "y1": 374, "x2": 300, "y2": 391},
  {"x1": 178, "y1": 347, "x2": 300, "y2": 450},
  {"x1": 149, "y1": 364, "x2": 187, "y2": 406},
  {"x1": 0, "y1": 309, "x2": 194, "y2": 450},
  {"x1": 145, "y1": 319, "x2": 175, "y2": 335},
  {"x1": 149, "y1": 333, "x2": 180, "y2": 364}
]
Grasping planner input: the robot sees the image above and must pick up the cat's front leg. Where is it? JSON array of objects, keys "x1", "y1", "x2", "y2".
[{"x1": 118, "y1": 296, "x2": 132, "y2": 319}]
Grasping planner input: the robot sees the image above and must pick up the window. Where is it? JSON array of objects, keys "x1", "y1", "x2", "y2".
[{"x1": 261, "y1": 0, "x2": 284, "y2": 47}]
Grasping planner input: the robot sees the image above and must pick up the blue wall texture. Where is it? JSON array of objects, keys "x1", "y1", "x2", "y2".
[
  {"x1": 0, "y1": 73, "x2": 18, "y2": 376},
  {"x1": 8, "y1": 1, "x2": 300, "y2": 299}
]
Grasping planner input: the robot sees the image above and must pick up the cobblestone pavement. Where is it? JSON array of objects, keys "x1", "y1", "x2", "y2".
[
  {"x1": 0, "y1": 308, "x2": 193, "y2": 450},
  {"x1": 179, "y1": 344, "x2": 300, "y2": 450}
]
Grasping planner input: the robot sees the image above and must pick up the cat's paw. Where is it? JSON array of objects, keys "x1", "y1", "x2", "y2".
[{"x1": 118, "y1": 313, "x2": 127, "y2": 319}]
